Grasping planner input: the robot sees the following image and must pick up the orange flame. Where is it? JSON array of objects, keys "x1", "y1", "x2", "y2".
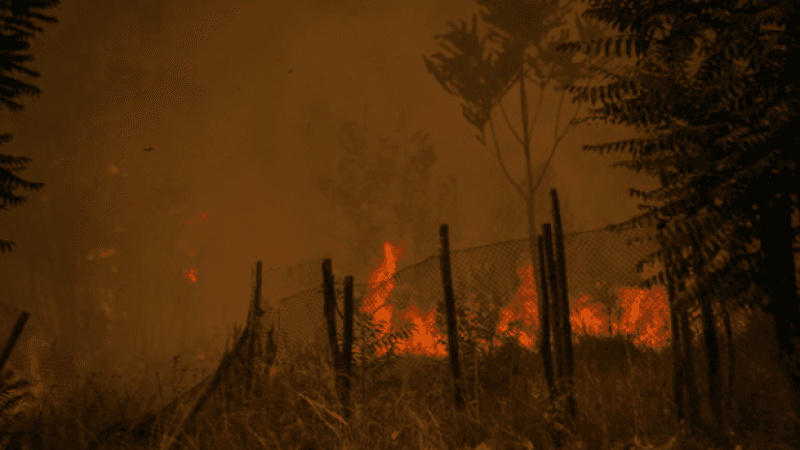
[
  {"x1": 357, "y1": 241, "x2": 672, "y2": 358},
  {"x1": 179, "y1": 211, "x2": 207, "y2": 282}
]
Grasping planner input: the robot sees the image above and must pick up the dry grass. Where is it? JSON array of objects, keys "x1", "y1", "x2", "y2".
[{"x1": 12, "y1": 310, "x2": 799, "y2": 450}]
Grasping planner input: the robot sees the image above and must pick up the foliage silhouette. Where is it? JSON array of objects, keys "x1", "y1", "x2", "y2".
[
  {"x1": 0, "y1": 0, "x2": 60, "y2": 253},
  {"x1": 556, "y1": 0, "x2": 800, "y2": 434}
]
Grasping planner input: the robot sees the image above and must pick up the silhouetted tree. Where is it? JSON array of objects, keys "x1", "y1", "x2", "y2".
[
  {"x1": 424, "y1": 0, "x2": 597, "y2": 270},
  {"x1": 424, "y1": 0, "x2": 602, "y2": 429},
  {"x1": 0, "y1": 0, "x2": 59, "y2": 253},
  {"x1": 315, "y1": 113, "x2": 456, "y2": 275},
  {"x1": 556, "y1": 0, "x2": 800, "y2": 435}
]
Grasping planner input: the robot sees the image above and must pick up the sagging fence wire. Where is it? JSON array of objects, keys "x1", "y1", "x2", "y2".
[{"x1": 253, "y1": 224, "x2": 665, "y2": 369}]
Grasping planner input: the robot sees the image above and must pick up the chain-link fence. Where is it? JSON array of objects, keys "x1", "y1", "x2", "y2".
[{"x1": 255, "y1": 224, "x2": 664, "y2": 365}]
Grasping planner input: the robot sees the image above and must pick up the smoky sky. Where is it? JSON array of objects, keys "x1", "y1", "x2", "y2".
[{"x1": 0, "y1": 0, "x2": 659, "y2": 376}]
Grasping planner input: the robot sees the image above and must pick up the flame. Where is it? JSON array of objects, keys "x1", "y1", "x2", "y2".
[
  {"x1": 495, "y1": 264, "x2": 540, "y2": 349},
  {"x1": 359, "y1": 242, "x2": 408, "y2": 356},
  {"x1": 179, "y1": 211, "x2": 206, "y2": 281},
  {"x1": 356, "y1": 241, "x2": 673, "y2": 359},
  {"x1": 188, "y1": 213, "x2": 207, "y2": 224}
]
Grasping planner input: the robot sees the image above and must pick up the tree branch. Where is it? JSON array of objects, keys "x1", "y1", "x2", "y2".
[
  {"x1": 528, "y1": 76, "x2": 552, "y2": 136},
  {"x1": 498, "y1": 100, "x2": 524, "y2": 147},
  {"x1": 553, "y1": 88, "x2": 568, "y2": 143},
  {"x1": 532, "y1": 90, "x2": 584, "y2": 195},
  {"x1": 488, "y1": 116, "x2": 527, "y2": 201}
]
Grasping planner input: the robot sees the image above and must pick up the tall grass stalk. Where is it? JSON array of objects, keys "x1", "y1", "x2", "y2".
[{"x1": 6, "y1": 309, "x2": 796, "y2": 450}]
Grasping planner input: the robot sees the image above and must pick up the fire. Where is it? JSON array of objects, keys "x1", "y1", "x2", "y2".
[
  {"x1": 359, "y1": 242, "x2": 447, "y2": 357},
  {"x1": 357, "y1": 241, "x2": 672, "y2": 358},
  {"x1": 568, "y1": 286, "x2": 670, "y2": 349},
  {"x1": 188, "y1": 213, "x2": 207, "y2": 224},
  {"x1": 495, "y1": 264, "x2": 540, "y2": 349},
  {"x1": 178, "y1": 211, "x2": 207, "y2": 283},
  {"x1": 395, "y1": 305, "x2": 447, "y2": 356}
]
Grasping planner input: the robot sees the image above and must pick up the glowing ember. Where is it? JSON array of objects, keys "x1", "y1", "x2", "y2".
[
  {"x1": 179, "y1": 211, "x2": 207, "y2": 283},
  {"x1": 188, "y1": 213, "x2": 207, "y2": 224}
]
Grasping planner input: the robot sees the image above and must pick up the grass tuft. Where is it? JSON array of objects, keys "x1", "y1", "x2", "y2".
[{"x1": 5, "y1": 308, "x2": 797, "y2": 450}]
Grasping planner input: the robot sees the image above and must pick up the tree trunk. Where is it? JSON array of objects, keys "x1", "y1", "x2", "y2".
[
  {"x1": 664, "y1": 246, "x2": 685, "y2": 423},
  {"x1": 700, "y1": 296, "x2": 724, "y2": 433},
  {"x1": 759, "y1": 193, "x2": 800, "y2": 415},
  {"x1": 680, "y1": 306, "x2": 701, "y2": 434},
  {"x1": 721, "y1": 302, "x2": 736, "y2": 420}
]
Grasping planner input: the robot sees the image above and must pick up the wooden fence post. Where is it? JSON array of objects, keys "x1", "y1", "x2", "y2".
[
  {"x1": 551, "y1": 189, "x2": 576, "y2": 422},
  {"x1": 543, "y1": 224, "x2": 563, "y2": 390},
  {"x1": 0, "y1": 311, "x2": 29, "y2": 375},
  {"x1": 246, "y1": 260, "x2": 263, "y2": 396},
  {"x1": 537, "y1": 235, "x2": 556, "y2": 402},
  {"x1": 439, "y1": 224, "x2": 465, "y2": 410},
  {"x1": 322, "y1": 258, "x2": 355, "y2": 423}
]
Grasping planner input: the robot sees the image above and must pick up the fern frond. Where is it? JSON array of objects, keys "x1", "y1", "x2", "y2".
[
  {"x1": 557, "y1": 35, "x2": 641, "y2": 58},
  {"x1": 0, "y1": 373, "x2": 37, "y2": 436}
]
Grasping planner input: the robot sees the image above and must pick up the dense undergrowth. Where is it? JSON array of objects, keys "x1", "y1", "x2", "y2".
[{"x1": 2, "y1": 309, "x2": 798, "y2": 450}]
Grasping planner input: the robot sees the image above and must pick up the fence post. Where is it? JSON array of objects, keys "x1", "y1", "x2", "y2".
[
  {"x1": 246, "y1": 260, "x2": 263, "y2": 396},
  {"x1": 537, "y1": 235, "x2": 556, "y2": 402},
  {"x1": 0, "y1": 311, "x2": 29, "y2": 375},
  {"x1": 543, "y1": 224, "x2": 563, "y2": 390},
  {"x1": 551, "y1": 189, "x2": 576, "y2": 422},
  {"x1": 439, "y1": 224, "x2": 465, "y2": 410}
]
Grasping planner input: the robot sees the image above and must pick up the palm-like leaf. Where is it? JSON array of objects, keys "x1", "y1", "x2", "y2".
[
  {"x1": 0, "y1": 371, "x2": 37, "y2": 436},
  {"x1": 557, "y1": 0, "x2": 798, "y2": 324},
  {"x1": 424, "y1": 16, "x2": 520, "y2": 135}
]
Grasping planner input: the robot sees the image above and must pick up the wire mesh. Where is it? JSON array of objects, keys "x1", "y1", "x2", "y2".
[{"x1": 256, "y1": 225, "x2": 664, "y2": 363}]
